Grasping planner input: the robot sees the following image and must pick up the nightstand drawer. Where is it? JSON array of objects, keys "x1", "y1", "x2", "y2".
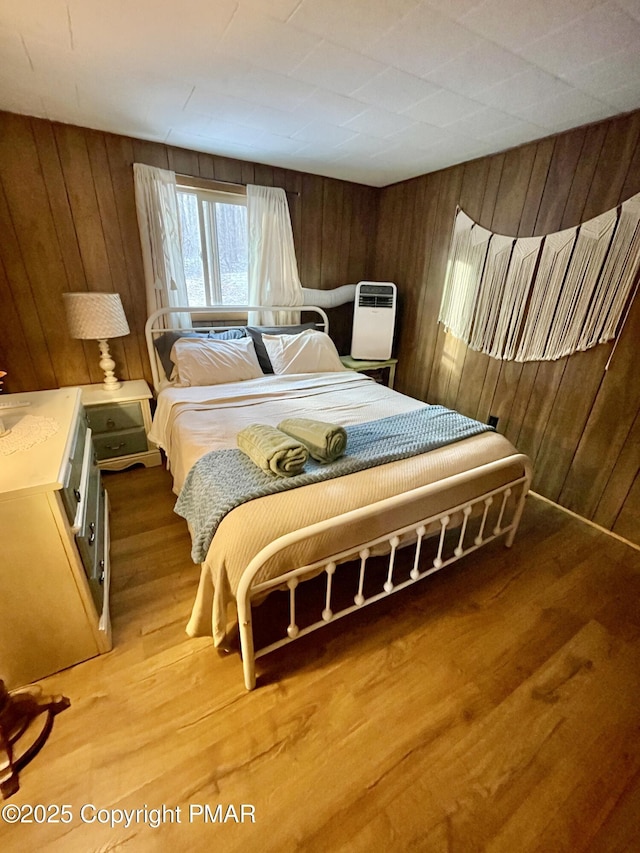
[
  {"x1": 93, "y1": 427, "x2": 148, "y2": 460},
  {"x1": 73, "y1": 380, "x2": 162, "y2": 472},
  {"x1": 86, "y1": 401, "x2": 144, "y2": 433}
]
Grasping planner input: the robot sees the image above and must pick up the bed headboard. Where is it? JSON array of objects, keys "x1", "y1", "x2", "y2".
[{"x1": 144, "y1": 305, "x2": 330, "y2": 394}]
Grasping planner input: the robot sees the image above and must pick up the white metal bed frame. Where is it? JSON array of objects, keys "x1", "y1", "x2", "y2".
[
  {"x1": 145, "y1": 306, "x2": 532, "y2": 690},
  {"x1": 238, "y1": 458, "x2": 530, "y2": 689}
]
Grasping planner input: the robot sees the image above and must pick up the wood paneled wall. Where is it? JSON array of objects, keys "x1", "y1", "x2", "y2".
[
  {"x1": 1, "y1": 107, "x2": 638, "y2": 544},
  {"x1": 0, "y1": 111, "x2": 377, "y2": 392},
  {"x1": 374, "y1": 109, "x2": 640, "y2": 546}
]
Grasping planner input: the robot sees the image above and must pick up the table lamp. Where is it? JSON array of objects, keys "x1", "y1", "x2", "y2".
[{"x1": 63, "y1": 292, "x2": 130, "y2": 391}]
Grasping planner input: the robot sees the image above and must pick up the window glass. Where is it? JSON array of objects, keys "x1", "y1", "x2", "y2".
[
  {"x1": 176, "y1": 187, "x2": 248, "y2": 306},
  {"x1": 177, "y1": 191, "x2": 206, "y2": 305},
  {"x1": 215, "y1": 202, "x2": 248, "y2": 305}
]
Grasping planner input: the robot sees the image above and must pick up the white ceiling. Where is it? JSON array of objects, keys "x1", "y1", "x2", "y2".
[{"x1": 1, "y1": 0, "x2": 640, "y2": 187}]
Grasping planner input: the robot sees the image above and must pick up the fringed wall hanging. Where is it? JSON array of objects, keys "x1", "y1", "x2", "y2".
[{"x1": 438, "y1": 193, "x2": 640, "y2": 363}]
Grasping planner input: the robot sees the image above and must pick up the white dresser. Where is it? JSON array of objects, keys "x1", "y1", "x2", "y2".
[{"x1": 0, "y1": 388, "x2": 112, "y2": 689}]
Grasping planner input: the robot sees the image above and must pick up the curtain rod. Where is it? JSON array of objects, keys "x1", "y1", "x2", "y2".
[{"x1": 176, "y1": 173, "x2": 300, "y2": 196}]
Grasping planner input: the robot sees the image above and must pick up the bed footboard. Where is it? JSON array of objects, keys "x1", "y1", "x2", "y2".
[{"x1": 236, "y1": 454, "x2": 531, "y2": 690}]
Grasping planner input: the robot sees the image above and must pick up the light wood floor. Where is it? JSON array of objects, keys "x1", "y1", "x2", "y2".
[{"x1": 3, "y1": 464, "x2": 639, "y2": 852}]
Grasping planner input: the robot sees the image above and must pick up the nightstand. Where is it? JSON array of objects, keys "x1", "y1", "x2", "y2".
[
  {"x1": 76, "y1": 380, "x2": 162, "y2": 471},
  {"x1": 340, "y1": 355, "x2": 398, "y2": 388}
]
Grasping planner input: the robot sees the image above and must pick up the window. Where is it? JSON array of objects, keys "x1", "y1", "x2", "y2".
[{"x1": 176, "y1": 186, "x2": 248, "y2": 306}]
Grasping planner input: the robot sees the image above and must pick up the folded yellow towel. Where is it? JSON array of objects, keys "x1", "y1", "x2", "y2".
[
  {"x1": 278, "y1": 417, "x2": 347, "y2": 464},
  {"x1": 237, "y1": 424, "x2": 308, "y2": 477}
]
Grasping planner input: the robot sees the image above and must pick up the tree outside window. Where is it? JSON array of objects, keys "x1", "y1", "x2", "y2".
[{"x1": 176, "y1": 187, "x2": 248, "y2": 306}]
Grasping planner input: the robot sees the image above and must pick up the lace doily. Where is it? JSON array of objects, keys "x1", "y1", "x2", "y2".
[{"x1": 0, "y1": 414, "x2": 59, "y2": 455}]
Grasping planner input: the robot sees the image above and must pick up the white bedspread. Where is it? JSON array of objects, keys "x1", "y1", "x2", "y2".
[
  {"x1": 150, "y1": 371, "x2": 425, "y2": 493},
  {"x1": 149, "y1": 372, "x2": 526, "y2": 644}
]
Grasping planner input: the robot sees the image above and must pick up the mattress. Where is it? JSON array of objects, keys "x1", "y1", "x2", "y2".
[{"x1": 149, "y1": 371, "x2": 526, "y2": 644}]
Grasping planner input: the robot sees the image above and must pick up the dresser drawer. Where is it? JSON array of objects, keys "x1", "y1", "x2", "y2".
[
  {"x1": 86, "y1": 484, "x2": 107, "y2": 614},
  {"x1": 74, "y1": 464, "x2": 106, "y2": 613},
  {"x1": 93, "y1": 427, "x2": 148, "y2": 460},
  {"x1": 76, "y1": 461, "x2": 101, "y2": 575},
  {"x1": 61, "y1": 411, "x2": 89, "y2": 525},
  {"x1": 86, "y1": 401, "x2": 144, "y2": 434}
]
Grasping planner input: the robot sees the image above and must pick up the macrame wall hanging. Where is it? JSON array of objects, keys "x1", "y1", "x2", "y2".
[{"x1": 438, "y1": 193, "x2": 640, "y2": 363}]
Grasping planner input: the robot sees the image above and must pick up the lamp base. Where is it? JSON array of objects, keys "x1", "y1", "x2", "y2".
[{"x1": 97, "y1": 339, "x2": 121, "y2": 391}]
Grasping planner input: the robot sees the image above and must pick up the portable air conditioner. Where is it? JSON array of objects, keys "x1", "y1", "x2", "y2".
[{"x1": 351, "y1": 281, "x2": 397, "y2": 360}]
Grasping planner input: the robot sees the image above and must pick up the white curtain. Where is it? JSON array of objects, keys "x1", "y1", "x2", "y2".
[
  {"x1": 133, "y1": 163, "x2": 190, "y2": 328},
  {"x1": 247, "y1": 184, "x2": 303, "y2": 325}
]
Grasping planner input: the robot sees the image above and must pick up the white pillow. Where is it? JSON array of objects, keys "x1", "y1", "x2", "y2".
[
  {"x1": 262, "y1": 329, "x2": 346, "y2": 375},
  {"x1": 170, "y1": 336, "x2": 263, "y2": 386}
]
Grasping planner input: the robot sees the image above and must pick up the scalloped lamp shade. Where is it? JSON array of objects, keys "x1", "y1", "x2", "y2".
[{"x1": 63, "y1": 292, "x2": 130, "y2": 391}]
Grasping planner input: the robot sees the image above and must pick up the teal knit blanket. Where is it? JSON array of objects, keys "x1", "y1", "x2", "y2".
[{"x1": 175, "y1": 406, "x2": 492, "y2": 563}]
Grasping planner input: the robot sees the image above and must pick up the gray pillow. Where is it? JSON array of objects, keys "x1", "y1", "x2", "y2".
[
  {"x1": 246, "y1": 324, "x2": 317, "y2": 373},
  {"x1": 154, "y1": 328, "x2": 246, "y2": 380}
]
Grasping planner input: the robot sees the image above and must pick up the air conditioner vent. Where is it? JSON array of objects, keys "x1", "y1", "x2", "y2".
[{"x1": 358, "y1": 294, "x2": 394, "y2": 309}]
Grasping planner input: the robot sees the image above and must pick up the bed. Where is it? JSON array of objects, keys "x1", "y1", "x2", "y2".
[{"x1": 145, "y1": 306, "x2": 532, "y2": 690}]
